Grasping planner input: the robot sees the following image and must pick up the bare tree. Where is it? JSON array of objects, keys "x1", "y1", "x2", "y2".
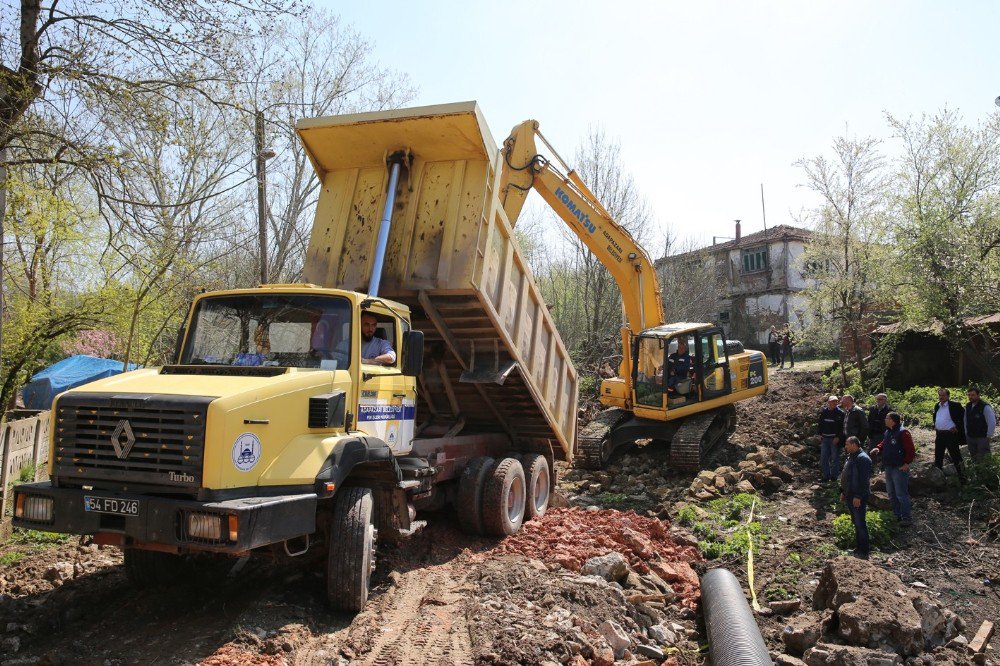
[{"x1": 796, "y1": 134, "x2": 892, "y2": 387}]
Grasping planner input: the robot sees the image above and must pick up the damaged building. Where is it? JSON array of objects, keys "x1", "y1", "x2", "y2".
[{"x1": 655, "y1": 222, "x2": 814, "y2": 346}]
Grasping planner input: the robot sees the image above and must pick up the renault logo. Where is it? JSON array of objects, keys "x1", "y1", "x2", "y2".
[{"x1": 110, "y1": 419, "x2": 136, "y2": 459}]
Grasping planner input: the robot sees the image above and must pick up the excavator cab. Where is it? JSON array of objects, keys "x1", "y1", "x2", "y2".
[{"x1": 632, "y1": 325, "x2": 732, "y2": 416}]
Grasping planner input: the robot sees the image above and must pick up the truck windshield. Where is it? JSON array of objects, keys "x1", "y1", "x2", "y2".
[{"x1": 181, "y1": 294, "x2": 352, "y2": 369}]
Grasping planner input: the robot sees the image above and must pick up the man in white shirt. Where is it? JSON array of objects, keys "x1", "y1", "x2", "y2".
[
  {"x1": 360, "y1": 312, "x2": 396, "y2": 366},
  {"x1": 932, "y1": 388, "x2": 966, "y2": 483}
]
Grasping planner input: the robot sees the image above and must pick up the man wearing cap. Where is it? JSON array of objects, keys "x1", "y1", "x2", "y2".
[
  {"x1": 867, "y1": 393, "x2": 892, "y2": 449},
  {"x1": 964, "y1": 388, "x2": 996, "y2": 462},
  {"x1": 817, "y1": 395, "x2": 845, "y2": 482}
]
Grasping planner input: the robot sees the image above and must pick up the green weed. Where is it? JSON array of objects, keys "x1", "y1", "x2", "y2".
[
  {"x1": 9, "y1": 528, "x2": 72, "y2": 546},
  {"x1": 832, "y1": 510, "x2": 898, "y2": 551},
  {"x1": 0, "y1": 551, "x2": 25, "y2": 566},
  {"x1": 676, "y1": 506, "x2": 697, "y2": 526}
]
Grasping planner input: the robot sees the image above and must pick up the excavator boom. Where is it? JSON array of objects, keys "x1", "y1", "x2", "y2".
[{"x1": 499, "y1": 120, "x2": 665, "y2": 335}]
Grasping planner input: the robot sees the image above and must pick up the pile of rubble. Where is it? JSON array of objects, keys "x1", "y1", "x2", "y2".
[
  {"x1": 687, "y1": 445, "x2": 805, "y2": 500},
  {"x1": 469, "y1": 555, "x2": 701, "y2": 666},
  {"x1": 776, "y1": 557, "x2": 982, "y2": 665},
  {"x1": 495, "y1": 507, "x2": 702, "y2": 608}
]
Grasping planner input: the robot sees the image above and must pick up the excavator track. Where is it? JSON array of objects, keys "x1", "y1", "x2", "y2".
[
  {"x1": 575, "y1": 408, "x2": 629, "y2": 470},
  {"x1": 668, "y1": 405, "x2": 737, "y2": 473}
]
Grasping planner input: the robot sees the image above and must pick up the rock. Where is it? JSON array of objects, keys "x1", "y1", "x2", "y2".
[
  {"x1": 735, "y1": 480, "x2": 757, "y2": 494},
  {"x1": 802, "y1": 643, "x2": 902, "y2": 665},
  {"x1": 868, "y1": 491, "x2": 893, "y2": 511},
  {"x1": 621, "y1": 527, "x2": 655, "y2": 558},
  {"x1": 2, "y1": 636, "x2": 20, "y2": 654},
  {"x1": 635, "y1": 644, "x2": 665, "y2": 660},
  {"x1": 765, "y1": 476, "x2": 784, "y2": 491},
  {"x1": 581, "y1": 552, "x2": 629, "y2": 582},
  {"x1": 779, "y1": 443, "x2": 808, "y2": 459},
  {"x1": 771, "y1": 464, "x2": 796, "y2": 482},
  {"x1": 908, "y1": 462, "x2": 947, "y2": 494},
  {"x1": 873, "y1": 476, "x2": 887, "y2": 492},
  {"x1": 781, "y1": 612, "x2": 828, "y2": 655},
  {"x1": 776, "y1": 655, "x2": 808, "y2": 666},
  {"x1": 44, "y1": 562, "x2": 73, "y2": 583},
  {"x1": 946, "y1": 635, "x2": 969, "y2": 649},
  {"x1": 598, "y1": 620, "x2": 631, "y2": 658},
  {"x1": 911, "y1": 594, "x2": 963, "y2": 647},
  {"x1": 648, "y1": 623, "x2": 677, "y2": 644},
  {"x1": 714, "y1": 474, "x2": 728, "y2": 490},
  {"x1": 591, "y1": 639, "x2": 615, "y2": 666},
  {"x1": 770, "y1": 598, "x2": 802, "y2": 615},
  {"x1": 813, "y1": 556, "x2": 944, "y2": 656}
]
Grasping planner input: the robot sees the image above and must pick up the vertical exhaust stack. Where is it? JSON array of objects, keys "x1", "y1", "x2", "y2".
[
  {"x1": 735, "y1": 219, "x2": 742, "y2": 242},
  {"x1": 367, "y1": 152, "x2": 407, "y2": 298}
]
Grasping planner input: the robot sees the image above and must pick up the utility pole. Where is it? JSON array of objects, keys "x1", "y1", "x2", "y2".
[{"x1": 254, "y1": 111, "x2": 275, "y2": 285}]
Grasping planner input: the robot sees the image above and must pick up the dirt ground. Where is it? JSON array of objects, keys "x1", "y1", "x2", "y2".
[{"x1": 1, "y1": 370, "x2": 998, "y2": 665}]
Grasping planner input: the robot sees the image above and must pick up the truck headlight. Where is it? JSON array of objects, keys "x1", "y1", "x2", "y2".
[
  {"x1": 16, "y1": 494, "x2": 54, "y2": 524},
  {"x1": 186, "y1": 512, "x2": 223, "y2": 541}
]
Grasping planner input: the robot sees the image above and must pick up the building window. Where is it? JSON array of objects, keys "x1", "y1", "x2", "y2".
[
  {"x1": 741, "y1": 246, "x2": 768, "y2": 274},
  {"x1": 718, "y1": 311, "x2": 730, "y2": 323}
]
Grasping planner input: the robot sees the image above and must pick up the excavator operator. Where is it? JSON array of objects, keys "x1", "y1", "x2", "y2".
[{"x1": 667, "y1": 338, "x2": 694, "y2": 394}]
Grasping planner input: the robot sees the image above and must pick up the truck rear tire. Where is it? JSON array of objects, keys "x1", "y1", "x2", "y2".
[
  {"x1": 482, "y1": 457, "x2": 526, "y2": 537},
  {"x1": 123, "y1": 549, "x2": 190, "y2": 589},
  {"x1": 326, "y1": 487, "x2": 376, "y2": 612},
  {"x1": 521, "y1": 453, "x2": 551, "y2": 521},
  {"x1": 456, "y1": 456, "x2": 495, "y2": 535}
]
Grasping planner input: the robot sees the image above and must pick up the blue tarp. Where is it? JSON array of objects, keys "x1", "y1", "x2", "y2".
[{"x1": 22, "y1": 355, "x2": 138, "y2": 410}]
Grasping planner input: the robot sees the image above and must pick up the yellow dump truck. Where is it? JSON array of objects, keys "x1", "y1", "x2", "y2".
[{"x1": 12, "y1": 102, "x2": 577, "y2": 611}]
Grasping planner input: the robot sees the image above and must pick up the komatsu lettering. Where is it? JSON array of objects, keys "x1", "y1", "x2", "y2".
[{"x1": 554, "y1": 187, "x2": 596, "y2": 234}]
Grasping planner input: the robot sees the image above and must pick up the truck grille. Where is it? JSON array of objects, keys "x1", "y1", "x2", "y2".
[{"x1": 52, "y1": 393, "x2": 215, "y2": 492}]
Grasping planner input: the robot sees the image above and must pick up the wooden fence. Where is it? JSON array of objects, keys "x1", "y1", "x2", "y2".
[{"x1": 1, "y1": 411, "x2": 52, "y2": 526}]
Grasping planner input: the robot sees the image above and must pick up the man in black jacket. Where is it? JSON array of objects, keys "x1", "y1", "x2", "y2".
[
  {"x1": 841, "y1": 394, "x2": 869, "y2": 443},
  {"x1": 818, "y1": 395, "x2": 845, "y2": 482},
  {"x1": 933, "y1": 388, "x2": 966, "y2": 483},
  {"x1": 867, "y1": 393, "x2": 892, "y2": 448},
  {"x1": 840, "y1": 436, "x2": 872, "y2": 559}
]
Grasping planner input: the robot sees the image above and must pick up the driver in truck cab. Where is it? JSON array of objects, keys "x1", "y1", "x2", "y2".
[{"x1": 361, "y1": 311, "x2": 396, "y2": 365}]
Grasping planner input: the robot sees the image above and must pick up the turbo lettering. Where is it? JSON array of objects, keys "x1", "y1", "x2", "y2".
[{"x1": 554, "y1": 187, "x2": 596, "y2": 234}]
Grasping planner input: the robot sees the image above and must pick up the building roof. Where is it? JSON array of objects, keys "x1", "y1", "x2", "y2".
[
  {"x1": 871, "y1": 313, "x2": 1000, "y2": 335},
  {"x1": 655, "y1": 224, "x2": 813, "y2": 266}
]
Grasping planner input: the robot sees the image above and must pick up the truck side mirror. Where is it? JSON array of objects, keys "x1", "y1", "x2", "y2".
[
  {"x1": 402, "y1": 330, "x2": 424, "y2": 377},
  {"x1": 173, "y1": 326, "x2": 186, "y2": 364}
]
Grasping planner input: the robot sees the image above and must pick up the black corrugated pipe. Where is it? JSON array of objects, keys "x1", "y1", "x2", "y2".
[{"x1": 701, "y1": 568, "x2": 773, "y2": 665}]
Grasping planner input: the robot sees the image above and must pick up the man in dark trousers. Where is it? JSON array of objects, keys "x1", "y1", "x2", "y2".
[
  {"x1": 767, "y1": 325, "x2": 780, "y2": 367},
  {"x1": 840, "y1": 436, "x2": 872, "y2": 559},
  {"x1": 870, "y1": 412, "x2": 915, "y2": 527},
  {"x1": 841, "y1": 394, "x2": 869, "y2": 444},
  {"x1": 964, "y1": 388, "x2": 997, "y2": 462},
  {"x1": 933, "y1": 388, "x2": 966, "y2": 483},
  {"x1": 867, "y1": 393, "x2": 892, "y2": 449},
  {"x1": 817, "y1": 395, "x2": 845, "y2": 482},
  {"x1": 778, "y1": 326, "x2": 795, "y2": 369}
]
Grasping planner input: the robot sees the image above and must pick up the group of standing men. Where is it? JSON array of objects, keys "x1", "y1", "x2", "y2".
[
  {"x1": 767, "y1": 325, "x2": 796, "y2": 369},
  {"x1": 817, "y1": 388, "x2": 996, "y2": 559}
]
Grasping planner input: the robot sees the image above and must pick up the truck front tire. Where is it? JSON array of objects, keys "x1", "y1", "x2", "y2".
[
  {"x1": 482, "y1": 457, "x2": 526, "y2": 537},
  {"x1": 521, "y1": 453, "x2": 551, "y2": 521},
  {"x1": 327, "y1": 487, "x2": 376, "y2": 612}
]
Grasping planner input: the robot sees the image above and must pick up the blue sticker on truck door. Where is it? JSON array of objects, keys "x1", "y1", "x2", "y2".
[{"x1": 358, "y1": 399, "x2": 415, "y2": 454}]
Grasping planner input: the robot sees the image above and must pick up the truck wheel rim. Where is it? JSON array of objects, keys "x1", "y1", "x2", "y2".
[
  {"x1": 507, "y1": 476, "x2": 525, "y2": 524},
  {"x1": 533, "y1": 466, "x2": 550, "y2": 513}
]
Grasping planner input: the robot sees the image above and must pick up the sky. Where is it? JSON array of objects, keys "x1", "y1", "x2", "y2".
[{"x1": 318, "y1": 0, "x2": 999, "y2": 254}]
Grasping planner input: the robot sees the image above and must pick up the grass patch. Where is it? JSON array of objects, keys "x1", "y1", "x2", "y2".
[
  {"x1": 676, "y1": 506, "x2": 698, "y2": 526},
  {"x1": 691, "y1": 493, "x2": 769, "y2": 560},
  {"x1": 832, "y1": 510, "x2": 898, "y2": 551},
  {"x1": 0, "y1": 551, "x2": 25, "y2": 566},
  {"x1": 962, "y1": 454, "x2": 1000, "y2": 499},
  {"x1": 594, "y1": 491, "x2": 630, "y2": 508},
  {"x1": 8, "y1": 528, "x2": 72, "y2": 547}
]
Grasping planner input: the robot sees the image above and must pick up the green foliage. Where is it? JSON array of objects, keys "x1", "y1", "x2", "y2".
[
  {"x1": 578, "y1": 374, "x2": 598, "y2": 397},
  {"x1": 676, "y1": 506, "x2": 697, "y2": 527},
  {"x1": 832, "y1": 510, "x2": 898, "y2": 551},
  {"x1": 883, "y1": 386, "x2": 1000, "y2": 427},
  {"x1": 9, "y1": 528, "x2": 72, "y2": 546},
  {"x1": 692, "y1": 494, "x2": 767, "y2": 560},
  {"x1": 0, "y1": 551, "x2": 26, "y2": 567},
  {"x1": 765, "y1": 586, "x2": 796, "y2": 601},
  {"x1": 594, "y1": 491, "x2": 629, "y2": 508},
  {"x1": 962, "y1": 454, "x2": 1000, "y2": 499}
]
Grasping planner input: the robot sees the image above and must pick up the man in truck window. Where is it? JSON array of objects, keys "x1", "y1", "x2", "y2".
[{"x1": 361, "y1": 311, "x2": 396, "y2": 365}]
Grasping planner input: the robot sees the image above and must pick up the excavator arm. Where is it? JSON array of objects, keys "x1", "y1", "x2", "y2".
[{"x1": 499, "y1": 120, "x2": 665, "y2": 335}]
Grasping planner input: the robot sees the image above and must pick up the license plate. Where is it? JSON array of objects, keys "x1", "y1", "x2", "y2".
[{"x1": 84, "y1": 495, "x2": 140, "y2": 516}]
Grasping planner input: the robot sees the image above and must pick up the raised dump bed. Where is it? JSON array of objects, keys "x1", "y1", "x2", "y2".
[{"x1": 297, "y1": 102, "x2": 577, "y2": 460}]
